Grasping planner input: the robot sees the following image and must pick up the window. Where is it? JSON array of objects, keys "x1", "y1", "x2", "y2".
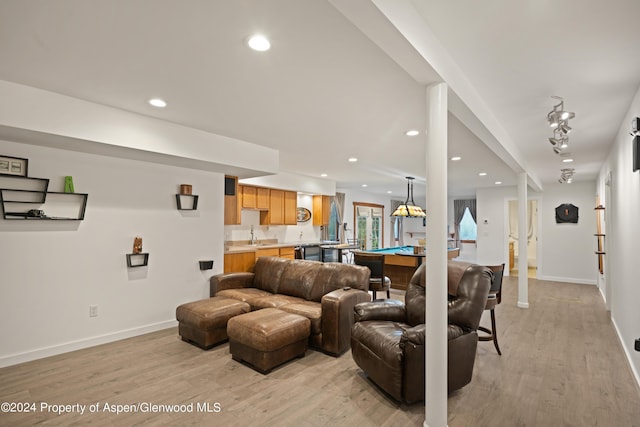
[{"x1": 459, "y1": 207, "x2": 477, "y2": 241}]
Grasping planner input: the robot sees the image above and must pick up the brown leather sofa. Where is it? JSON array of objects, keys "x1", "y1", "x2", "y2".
[
  {"x1": 350, "y1": 260, "x2": 492, "y2": 403},
  {"x1": 210, "y1": 256, "x2": 371, "y2": 356}
]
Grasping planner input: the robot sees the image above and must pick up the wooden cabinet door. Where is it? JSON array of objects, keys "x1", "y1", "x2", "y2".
[
  {"x1": 242, "y1": 186, "x2": 257, "y2": 209},
  {"x1": 256, "y1": 187, "x2": 270, "y2": 210},
  {"x1": 268, "y1": 190, "x2": 284, "y2": 224},
  {"x1": 313, "y1": 195, "x2": 330, "y2": 226},
  {"x1": 223, "y1": 252, "x2": 255, "y2": 273},
  {"x1": 284, "y1": 191, "x2": 297, "y2": 225},
  {"x1": 279, "y1": 246, "x2": 295, "y2": 259}
]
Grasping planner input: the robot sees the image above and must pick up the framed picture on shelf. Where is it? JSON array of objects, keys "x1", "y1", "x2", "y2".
[{"x1": 0, "y1": 155, "x2": 28, "y2": 177}]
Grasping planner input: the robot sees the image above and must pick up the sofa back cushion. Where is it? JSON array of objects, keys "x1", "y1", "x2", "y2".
[
  {"x1": 253, "y1": 257, "x2": 289, "y2": 294},
  {"x1": 277, "y1": 259, "x2": 322, "y2": 300},
  {"x1": 405, "y1": 260, "x2": 491, "y2": 330},
  {"x1": 310, "y1": 262, "x2": 371, "y2": 301}
]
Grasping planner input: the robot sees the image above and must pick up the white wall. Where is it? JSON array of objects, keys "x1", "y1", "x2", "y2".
[
  {"x1": 0, "y1": 140, "x2": 224, "y2": 367},
  {"x1": 538, "y1": 181, "x2": 597, "y2": 284},
  {"x1": 598, "y1": 85, "x2": 640, "y2": 386},
  {"x1": 476, "y1": 182, "x2": 596, "y2": 284}
]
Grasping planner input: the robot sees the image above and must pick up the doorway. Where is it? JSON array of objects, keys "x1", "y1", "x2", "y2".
[
  {"x1": 507, "y1": 199, "x2": 538, "y2": 278},
  {"x1": 353, "y1": 202, "x2": 384, "y2": 250}
]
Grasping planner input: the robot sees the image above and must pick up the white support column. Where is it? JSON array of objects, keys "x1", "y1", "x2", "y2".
[
  {"x1": 424, "y1": 82, "x2": 448, "y2": 427},
  {"x1": 517, "y1": 172, "x2": 529, "y2": 308}
]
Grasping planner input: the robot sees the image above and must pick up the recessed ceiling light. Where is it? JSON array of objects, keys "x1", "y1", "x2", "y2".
[
  {"x1": 348, "y1": 157, "x2": 358, "y2": 163},
  {"x1": 495, "y1": 181, "x2": 502, "y2": 185},
  {"x1": 320, "y1": 173, "x2": 327, "y2": 177},
  {"x1": 387, "y1": 190, "x2": 393, "y2": 194},
  {"x1": 478, "y1": 172, "x2": 487, "y2": 176},
  {"x1": 148, "y1": 98, "x2": 167, "y2": 108},
  {"x1": 405, "y1": 130, "x2": 419, "y2": 136},
  {"x1": 361, "y1": 184, "x2": 368, "y2": 187},
  {"x1": 451, "y1": 156, "x2": 462, "y2": 161},
  {"x1": 562, "y1": 158, "x2": 574, "y2": 163},
  {"x1": 247, "y1": 34, "x2": 270, "y2": 51}
]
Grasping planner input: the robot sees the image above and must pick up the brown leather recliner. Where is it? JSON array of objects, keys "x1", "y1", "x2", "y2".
[{"x1": 350, "y1": 260, "x2": 492, "y2": 403}]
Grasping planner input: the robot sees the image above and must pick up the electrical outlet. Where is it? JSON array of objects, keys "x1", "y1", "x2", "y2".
[{"x1": 89, "y1": 305, "x2": 98, "y2": 318}]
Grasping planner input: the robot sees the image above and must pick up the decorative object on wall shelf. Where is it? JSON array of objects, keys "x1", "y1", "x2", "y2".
[
  {"x1": 0, "y1": 155, "x2": 28, "y2": 177},
  {"x1": 176, "y1": 194, "x2": 199, "y2": 210},
  {"x1": 296, "y1": 207, "x2": 311, "y2": 222},
  {"x1": 126, "y1": 253, "x2": 149, "y2": 268},
  {"x1": 199, "y1": 260, "x2": 214, "y2": 270},
  {"x1": 64, "y1": 176, "x2": 74, "y2": 193},
  {"x1": 179, "y1": 184, "x2": 192, "y2": 195},
  {"x1": 133, "y1": 236, "x2": 143, "y2": 254}
]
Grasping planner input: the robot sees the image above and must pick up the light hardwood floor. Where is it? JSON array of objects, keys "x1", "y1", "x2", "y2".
[{"x1": 1, "y1": 277, "x2": 639, "y2": 426}]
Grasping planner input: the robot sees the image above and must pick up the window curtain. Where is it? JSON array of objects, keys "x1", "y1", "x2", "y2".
[
  {"x1": 508, "y1": 200, "x2": 534, "y2": 242},
  {"x1": 333, "y1": 192, "x2": 345, "y2": 243},
  {"x1": 390, "y1": 199, "x2": 404, "y2": 246},
  {"x1": 453, "y1": 199, "x2": 477, "y2": 241}
]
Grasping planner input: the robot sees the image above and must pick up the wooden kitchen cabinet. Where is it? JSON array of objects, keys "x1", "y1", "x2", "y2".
[
  {"x1": 313, "y1": 195, "x2": 331, "y2": 226},
  {"x1": 240, "y1": 185, "x2": 269, "y2": 210},
  {"x1": 223, "y1": 251, "x2": 256, "y2": 273},
  {"x1": 279, "y1": 246, "x2": 296, "y2": 259},
  {"x1": 224, "y1": 176, "x2": 240, "y2": 225},
  {"x1": 260, "y1": 189, "x2": 297, "y2": 225},
  {"x1": 284, "y1": 191, "x2": 297, "y2": 225},
  {"x1": 256, "y1": 247, "x2": 280, "y2": 258}
]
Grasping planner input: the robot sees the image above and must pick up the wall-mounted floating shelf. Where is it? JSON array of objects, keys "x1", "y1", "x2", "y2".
[
  {"x1": 126, "y1": 253, "x2": 149, "y2": 268},
  {"x1": 199, "y1": 260, "x2": 214, "y2": 270},
  {"x1": 0, "y1": 175, "x2": 88, "y2": 220},
  {"x1": 594, "y1": 203, "x2": 605, "y2": 274},
  {"x1": 176, "y1": 194, "x2": 199, "y2": 210}
]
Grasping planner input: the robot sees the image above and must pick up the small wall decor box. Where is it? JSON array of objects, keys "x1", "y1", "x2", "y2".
[
  {"x1": 176, "y1": 184, "x2": 198, "y2": 210},
  {"x1": 0, "y1": 155, "x2": 28, "y2": 177}
]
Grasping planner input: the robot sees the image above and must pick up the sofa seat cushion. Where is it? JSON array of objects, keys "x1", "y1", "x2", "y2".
[
  {"x1": 249, "y1": 294, "x2": 305, "y2": 310},
  {"x1": 217, "y1": 288, "x2": 273, "y2": 303},
  {"x1": 279, "y1": 301, "x2": 322, "y2": 335}
]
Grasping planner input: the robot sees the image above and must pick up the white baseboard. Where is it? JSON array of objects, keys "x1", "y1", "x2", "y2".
[
  {"x1": 537, "y1": 275, "x2": 597, "y2": 285},
  {"x1": 0, "y1": 320, "x2": 178, "y2": 368},
  {"x1": 611, "y1": 316, "x2": 640, "y2": 391}
]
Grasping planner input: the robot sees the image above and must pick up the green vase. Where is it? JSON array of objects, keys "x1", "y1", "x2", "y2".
[{"x1": 64, "y1": 176, "x2": 75, "y2": 193}]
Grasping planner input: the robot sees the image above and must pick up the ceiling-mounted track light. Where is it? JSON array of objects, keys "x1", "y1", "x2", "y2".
[
  {"x1": 558, "y1": 168, "x2": 575, "y2": 184},
  {"x1": 547, "y1": 96, "x2": 575, "y2": 154}
]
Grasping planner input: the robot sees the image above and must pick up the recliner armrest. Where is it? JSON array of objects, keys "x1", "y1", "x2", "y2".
[
  {"x1": 400, "y1": 323, "x2": 425, "y2": 347},
  {"x1": 320, "y1": 288, "x2": 371, "y2": 356},
  {"x1": 353, "y1": 300, "x2": 406, "y2": 323},
  {"x1": 210, "y1": 272, "x2": 255, "y2": 296}
]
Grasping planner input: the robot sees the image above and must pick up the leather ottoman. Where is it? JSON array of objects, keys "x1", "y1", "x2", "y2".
[
  {"x1": 176, "y1": 297, "x2": 251, "y2": 349},
  {"x1": 227, "y1": 308, "x2": 311, "y2": 373}
]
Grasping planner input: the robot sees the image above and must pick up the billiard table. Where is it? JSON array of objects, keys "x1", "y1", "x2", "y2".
[{"x1": 362, "y1": 246, "x2": 460, "y2": 290}]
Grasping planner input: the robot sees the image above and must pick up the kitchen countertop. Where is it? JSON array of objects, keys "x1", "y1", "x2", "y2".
[{"x1": 224, "y1": 241, "x2": 330, "y2": 254}]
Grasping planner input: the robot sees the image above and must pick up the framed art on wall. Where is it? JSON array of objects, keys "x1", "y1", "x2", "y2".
[{"x1": 0, "y1": 155, "x2": 28, "y2": 177}]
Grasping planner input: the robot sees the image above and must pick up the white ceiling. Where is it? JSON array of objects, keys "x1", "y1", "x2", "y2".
[{"x1": 1, "y1": 0, "x2": 639, "y2": 201}]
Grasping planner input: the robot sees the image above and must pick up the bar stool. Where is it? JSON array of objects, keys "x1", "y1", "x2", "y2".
[
  {"x1": 354, "y1": 252, "x2": 391, "y2": 300},
  {"x1": 478, "y1": 263, "x2": 505, "y2": 355}
]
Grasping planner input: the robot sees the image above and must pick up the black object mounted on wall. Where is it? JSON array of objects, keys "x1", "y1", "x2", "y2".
[
  {"x1": 632, "y1": 117, "x2": 640, "y2": 172},
  {"x1": 633, "y1": 135, "x2": 640, "y2": 172},
  {"x1": 224, "y1": 176, "x2": 236, "y2": 195}
]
